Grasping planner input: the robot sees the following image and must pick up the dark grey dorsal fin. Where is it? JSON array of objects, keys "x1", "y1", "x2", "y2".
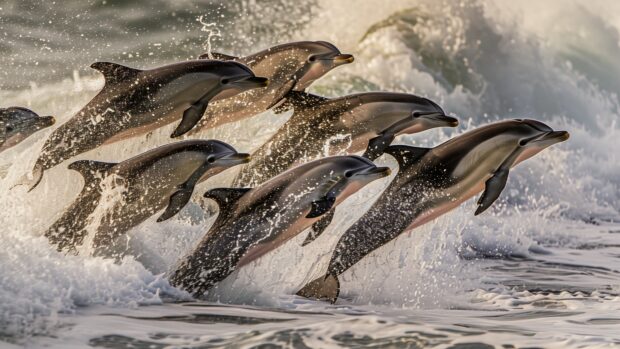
[
  {"x1": 204, "y1": 188, "x2": 251, "y2": 212},
  {"x1": 90, "y1": 62, "x2": 141, "y2": 85},
  {"x1": 384, "y1": 145, "x2": 430, "y2": 169},
  {"x1": 273, "y1": 91, "x2": 330, "y2": 114},
  {"x1": 199, "y1": 52, "x2": 239, "y2": 61},
  {"x1": 68, "y1": 160, "x2": 116, "y2": 188}
]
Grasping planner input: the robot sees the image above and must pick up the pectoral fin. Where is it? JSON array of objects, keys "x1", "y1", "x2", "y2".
[
  {"x1": 302, "y1": 208, "x2": 335, "y2": 246},
  {"x1": 157, "y1": 186, "x2": 193, "y2": 222},
  {"x1": 172, "y1": 101, "x2": 209, "y2": 138},
  {"x1": 306, "y1": 196, "x2": 336, "y2": 219},
  {"x1": 173, "y1": 84, "x2": 224, "y2": 138},
  {"x1": 475, "y1": 169, "x2": 509, "y2": 216},
  {"x1": 363, "y1": 134, "x2": 395, "y2": 161}
]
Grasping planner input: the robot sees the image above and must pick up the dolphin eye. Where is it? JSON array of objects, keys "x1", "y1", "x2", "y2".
[
  {"x1": 344, "y1": 170, "x2": 353, "y2": 178},
  {"x1": 221, "y1": 78, "x2": 230, "y2": 85},
  {"x1": 519, "y1": 139, "x2": 529, "y2": 146},
  {"x1": 308, "y1": 55, "x2": 317, "y2": 63},
  {"x1": 207, "y1": 155, "x2": 216, "y2": 163}
]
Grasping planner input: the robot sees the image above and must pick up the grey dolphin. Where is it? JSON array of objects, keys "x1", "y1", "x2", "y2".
[
  {"x1": 296, "y1": 119, "x2": 570, "y2": 303},
  {"x1": 169, "y1": 155, "x2": 391, "y2": 297},
  {"x1": 17, "y1": 60, "x2": 267, "y2": 190},
  {"x1": 0, "y1": 107, "x2": 55, "y2": 153},
  {"x1": 44, "y1": 140, "x2": 249, "y2": 256},
  {"x1": 233, "y1": 91, "x2": 457, "y2": 187},
  {"x1": 187, "y1": 41, "x2": 353, "y2": 132}
]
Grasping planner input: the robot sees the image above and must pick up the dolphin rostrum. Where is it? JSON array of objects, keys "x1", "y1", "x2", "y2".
[
  {"x1": 0, "y1": 107, "x2": 55, "y2": 153},
  {"x1": 17, "y1": 60, "x2": 267, "y2": 190},
  {"x1": 233, "y1": 91, "x2": 457, "y2": 187},
  {"x1": 296, "y1": 119, "x2": 570, "y2": 303},
  {"x1": 44, "y1": 140, "x2": 249, "y2": 256},
  {"x1": 169, "y1": 155, "x2": 391, "y2": 296},
  {"x1": 187, "y1": 41, "x2": 354, "y2": 132}
]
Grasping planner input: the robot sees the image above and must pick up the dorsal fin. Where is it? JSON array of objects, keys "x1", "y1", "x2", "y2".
[
  {"x1": 198, "y1": 52, "x2": 239, "y2": 61},
  {"x1": 384, "y1": 145, "x2": 430, "y2": 169},
  {"x1": 204, "y1": 188, "x2": 251, "y2": 212},
  {"x1": 273, "y1": 91, "x2": 330, "y2": 114},
  {"x1": 90, "y1": 62, "x2": 141, "y2": 85},
  {"x1": 68, "y1": 160, "x2": 116, "y2": 188}
]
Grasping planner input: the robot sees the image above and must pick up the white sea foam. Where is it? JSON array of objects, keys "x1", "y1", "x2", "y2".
[{"x1": 0, "y1": 0, "x2": 619, "y2": 347}]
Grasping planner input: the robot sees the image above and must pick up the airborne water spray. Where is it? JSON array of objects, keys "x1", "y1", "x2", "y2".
[{"x1": 197, "y1": 14, "x2": 222, "y2": 59}]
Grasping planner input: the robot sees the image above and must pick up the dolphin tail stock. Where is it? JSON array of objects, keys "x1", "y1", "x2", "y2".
[
  {"x1": 296, "y1": 273, "x2": 340, "y2": 304},
  {"x1": 11, "y1": 163, "x2": 44, "y2": 192}
]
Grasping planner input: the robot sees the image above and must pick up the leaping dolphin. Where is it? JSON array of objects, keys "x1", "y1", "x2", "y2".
[
  {"x1": 187, "y1": 41, "x2": 354, "y2": 133},
  {"x1": 233, "y1": 91, "x2": 457, "y2": 187},
  {"x1": 16, "y1": 60, "x2": 267, "y2": 190},
  {"x1": 169, "y1": 155, "x2": 391, "y2": 297},
  {"x1": 296, "y1": 119, "x2": 569, "y2": 303},
  {"x1": 0, "y1": 107, "x2": 55, "y2": 153},
  {"x1": 44, "y1": 140, "x2": 249, "y2": 257}
]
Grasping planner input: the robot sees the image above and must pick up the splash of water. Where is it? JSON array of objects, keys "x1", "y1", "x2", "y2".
[{"x1": 197, "y1": 15, "x2": 222, "y2": 59}]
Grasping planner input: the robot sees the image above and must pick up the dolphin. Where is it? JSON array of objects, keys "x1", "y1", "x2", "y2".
[
  {"x1": 169, "y1": 155, "x2": 391, "y2": 297},
  {"x1": 296, "y1": 119, "x2": 570, "y2": 303},
  {"x1": 233, "y1": 91, "x2": 458, "y2": 187},
  {"x1": 0, "y1": 107, "x2": 55, "y2": 153},
  {"x1": 187, "y1": 41, "x2": 354, "y2": 132},
  {"x1": 44, "y1": 140, "x2": 249, "y2": 256},
  {"x1": 17, "y1": 60, "x2": 267, "y2": 190}
]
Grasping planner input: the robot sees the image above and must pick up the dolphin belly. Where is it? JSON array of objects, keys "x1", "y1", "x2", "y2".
[{"x1": 406, "y1": 180, "x2": 486, "y2": 231}]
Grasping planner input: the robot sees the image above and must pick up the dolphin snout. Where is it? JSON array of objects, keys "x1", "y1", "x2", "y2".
[
  {"x1": 432, "y1": 114, "x2": 459, "y2": 127},
  {"x1": 234, "y1": 76, "x2": 269, "y2": 88},
  {"x1": 217, "y1": 152, "x2": 251, "y2": 166},
  {"x1": 333, "y1": 54, "x2": 354, "y2": 65},
  {"x1": 416, "y1": 112, "x2": 459, "y2": 127},
  {"x1": 42, "y1": 116, "x2": 56, "y2": 126},
  {"x1": 544, "y1": 130, "x2": 570, "y2": 142},
  {"x1": 355, "y1": 166, "x2": 391, "y2": 179}
]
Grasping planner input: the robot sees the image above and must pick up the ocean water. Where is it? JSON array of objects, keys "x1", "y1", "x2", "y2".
[{"x1": 1, "y1": 0, "x2": 619, "y2": 348}]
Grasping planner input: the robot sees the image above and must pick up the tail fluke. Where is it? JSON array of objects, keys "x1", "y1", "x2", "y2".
[
  {"x1": 296, "y1": 274, "x2": 340, "y2": 304},
  {"x1": 11, "y1": 164, "x2": 44, "y2": 192}
]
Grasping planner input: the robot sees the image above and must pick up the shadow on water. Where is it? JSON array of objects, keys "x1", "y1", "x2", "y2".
[{"x1": 109, "y1": 313, "x2": 295, "y2": 325}]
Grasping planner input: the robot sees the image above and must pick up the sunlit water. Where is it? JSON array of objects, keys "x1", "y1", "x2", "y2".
[{"x1": 1, "y1": 0, "x2": 619, "y2": 348}]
